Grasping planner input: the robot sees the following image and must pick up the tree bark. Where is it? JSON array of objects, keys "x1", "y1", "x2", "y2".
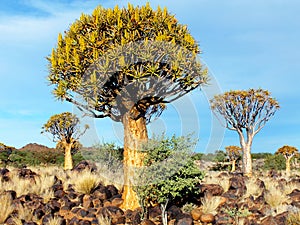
[
  {"x1": 238, "y1": 131, "x2": 253, "y2": 177},
  {"x1": 64, "y1": 142, "x2": 73, "y2": 170},
  {"x1": 231, "y1": 160, "x2": 236, "y2": 172},
  {"x1": 286, "y1": 157, "x2": 291, "y2": 176},
  {"x1": 242, "y1": 144, "x2": 252, "y2": 177},
  {"x1": 121, "y1": 110, "x2": 148, "y2": 210}
]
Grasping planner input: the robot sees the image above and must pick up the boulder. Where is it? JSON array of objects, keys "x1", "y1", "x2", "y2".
[
  {"x1": 200, "y1": 183, "x2": 224, "y2": 196},
  {"x1": 72, "y1": 160, "x2": 97, "y2": 173}
]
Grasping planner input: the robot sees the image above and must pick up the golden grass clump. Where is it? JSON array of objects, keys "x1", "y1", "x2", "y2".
[
  {"x1": 97, "y1": 214, "x2": 112, "y2": 225},
  {"x1": 203, "y1": 173, "x2": 230, "y2": 192},
  {"x1": 264, "y1": 186, "x2": 290, "y2": 209},
  {"x1": 0, "y1": 193, "x2": 14, "y2": 223},
  {"x1": 201, "y1": 193, "x2": 223, "y2": 215},
  {"x1": 73, "y1": 170, "x2": 100, "y2": 194},
  {"x1": 244, "y1": 178, "x2": 263, "y2": 198},
  {"x1": 287, "y1": 210, "x2": 300, "y2": 225}
]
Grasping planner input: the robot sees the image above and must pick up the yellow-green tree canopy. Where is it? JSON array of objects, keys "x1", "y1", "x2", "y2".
[
  {"x1": 276, "y1": 145, "x2": 298, "y2": 159},
  {"x1": 225, "y1": 145, "x2": 242, "y2": 161},
  {"x1": 41, "y1": 112, "x2": 88, "y2": 144},
  {"x1": 47, "y1": 3, "x2": 208, "y2": 122},
  {"x1": 210, "y1": 88, "x2": 280, "y2": 135}
]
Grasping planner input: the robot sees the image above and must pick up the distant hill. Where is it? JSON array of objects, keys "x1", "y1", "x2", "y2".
[{"x1": 19, "y1": 143, "x2": 57, "y2": 152}]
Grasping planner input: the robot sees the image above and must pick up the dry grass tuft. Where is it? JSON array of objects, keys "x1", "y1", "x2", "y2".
[
  {"x1": 45, "y1": 216, "x2": 62, "y2": 225},
  {"x1": 201, "y1": 193, "x2": 223, "y2": 215},
  {"x1": 264, "y1": 186, "x2": 289, "y2": 209},
  {"x1": 74, "y1": 170, "x2": 100, "y2": 194},
  {"x1": 0, "y1": 193, "x2": 14, "y2": 223},
  {"x1": 244, "y1": 178, "x2": 263, "y2": 198},
  {"x1": 203, "y1": 174, "x2": 230, "y2": 192},
  {"x1": 283, "y1": 182, "x2": 300, "y2": 195},
  {"x1": 97, "y1": 214, "x2": 112, "y2": 225},
  {"x1": 287, "y1": 210, "x2": 300, "y2": 225}
]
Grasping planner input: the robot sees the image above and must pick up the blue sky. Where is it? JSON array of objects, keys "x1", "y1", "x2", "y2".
[{"x1": 0, "y1": 0, "x2": 299, "y2": 153}]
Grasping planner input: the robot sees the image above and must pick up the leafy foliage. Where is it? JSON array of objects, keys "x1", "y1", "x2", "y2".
[
  {"x1": 41, "y1": 112, "x2": 88, "y2": 143},
  {"x1": 47, "y1": 3, "x2": 208, "y2": 122},
  {"x1": 263, "y1": 154, "x2": 286, "y2": 170},
  {"x1": 276, "y1": 145, "x2": 298, "y2": 160},
  {"x1": 210, "y1": 89, "x2": 280, "y2": 133},
  {"x1": 225, "y1": 145, "x2": 242, "y2": 162},
  {"x1": 135, "y1": 135, "x2": 204, "y2": 214}
]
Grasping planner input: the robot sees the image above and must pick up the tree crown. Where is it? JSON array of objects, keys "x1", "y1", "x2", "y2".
[
  {"x1": 47, "y1": 3, "x2": 208, "y2": 123},
  {"x1": 41, "y1": 112, "x2": 89, "y2": 143},
  {"x1": 225, "y1": 145, "x2": 242, "y2": 160},
  {"x1": 210, "y1": 88, "x2": 279, "y2": 134},
  {"x1": 276, "y1": 145, "x2": 298, "y2": 158}
]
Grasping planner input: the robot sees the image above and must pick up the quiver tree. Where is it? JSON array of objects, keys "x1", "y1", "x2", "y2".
[
  {"x1": 47, "y1": 4, "x2": 207, "y2": 209},
  {"x1": 210, "y1": 89, "x2": 279, "y2": 176},
  {"x1": 225, "y1": 145, "x2": 242, "y2": 172},
  {"x1": 41, "y1": 112, "x2": 88, "y2": 170},
  {"x1": 276, "y1": 145, "x2": 298, "y2": 176}
]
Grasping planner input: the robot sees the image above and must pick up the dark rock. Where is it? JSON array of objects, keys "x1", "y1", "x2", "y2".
[
  {"x1": 78, "y1": 220, "x2": 91, "y2": 225},
  {"x1": 200, "y1": 183, "x2": 224, "y2": 196},
  {"x1": 42, "y1": 214, "x2": 54, "y2": 224},
  {"x1": 5, "y1": 190, "x2": 16, "y2": 200},
  {"x1": 0, "y1": 168, "x2": 10, "y2": 182},
  {"x1": 18, "y1": 168, "x2": 37, "y2": 180},
  {"x1": 168, "y1": 205, "x2": 182, "y2": 219},
  {"x1": 226, "y1": 175, "x2": 247, "y2": 197},
  {"x1": 52, "y1": 183, "x2": 64, "y2": 192},
  {"x1": 175, "y1": 213, "x2": 193, "y2": 225},
  {"x1": 141, "y1": 219, "x2": 156, "y2": 225},
  {"x1": 124, "y1": 209, "x2": 141, "y2": 225},
  {"x1": 82, "y1": 194, "x2": 93, "y2": 209},
  {"x1": 107, "y1": 184, "x2": 119, "y2": 196},
  {"x1": 54, "y1": 189, "x2": 66, "y2": 198},
  {"x1": 77, "y1": 209, "x2": 88, "y2": 217},
  {"x1": 289, "y1": 189, "x2": 300, "y2": 202},
  {"x1": 101, "y1": 206, "x2": 124, "y2": 224},
  {"x1": 69, "y1": 217, "x2": 80, "y2": 225},
  {"x1": 215, "y1": 214, "x2": 234, "y2": 225},
  {"x1": 33, "y1": 207, "x2": 45, "y2": 220},
  {"x1": 111, "y1": 198, "x2": 123, "y2": 207},
  {"x1": 149, "y1": 206, "x2": 162, "y2": 220},
  {"x1": 72, "y1": 160, "x2": 97, "y2": 173},
  {"x1": 23, "y1": 222, "x2": 37, "y2": 225},
  {"x1": 274, "y1": 211, "x2": 289, "y2": 224}
]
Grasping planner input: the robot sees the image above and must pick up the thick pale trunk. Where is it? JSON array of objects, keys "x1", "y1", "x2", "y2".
[
  {"x1": 238, "y1": 131, "x2": 253, "y2": 177},
  {"x1": 121, "y1": 111, "x2": 148, "y2": 210},
  {"x1": 231, "y1": 160, "x2": 236, "y2": 172},
  {"x1": 242, "y1": 145, "x2": 252, "y2": 177},
  {"x1": 64, "y1": 142, "x2": 73, "y2": 170},
  {"x1": 286, "y1": 157, "x2": 291, "y2": 176}
]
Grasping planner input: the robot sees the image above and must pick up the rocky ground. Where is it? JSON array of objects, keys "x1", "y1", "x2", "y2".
[{"x1": 0, "y1": 161, "x2": 300, "y2": 225}]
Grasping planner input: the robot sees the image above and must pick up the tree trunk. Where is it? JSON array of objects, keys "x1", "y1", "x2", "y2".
[
  {"x1": 238, "y1": 131, "x2": 253, "y2": 177},
  {"x1": 286, "y1": 157, "x2": 291, "y2": 176},
  {"x1": 242, "y1": 145, "x2": 252, "y2": 177},
  {"x1": 231, "y1": 160, "x2": 236, "y2": 172},
  {"x1": 64, "y1": 142, "x2": 73, "y2": 170},
  {"x1": 121, "y1": 111, "x2": 148, "y2": 210}
]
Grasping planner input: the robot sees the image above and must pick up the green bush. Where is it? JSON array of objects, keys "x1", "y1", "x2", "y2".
[
  {"x1": 252, "y1": 152, "x2": 272, "y2": 160},
  {"x1": 263, "y1": 154, "x2": 286, "y2": 170},
  {"x1": 135, "y1": 135, "x2": 204, "y2": 218},
  {"x1": 9, "y1": 151, "x2": 41, "y2": 167}
]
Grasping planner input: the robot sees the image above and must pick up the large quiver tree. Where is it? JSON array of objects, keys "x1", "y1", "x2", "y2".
[
  {"x1": 210, "y1": 89, "x2": 279, "y2": 177},
  {"x1": 47, "y1": 3, "x2": 207, "y2": 209}
]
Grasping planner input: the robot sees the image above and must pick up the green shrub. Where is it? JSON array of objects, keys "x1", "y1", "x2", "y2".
[
  {"x1": 263, "y1": 154, "x2": 286, "y2": 170},
  {"x1": 135, "y1": 135, "x2": 204, "y2": 218}
]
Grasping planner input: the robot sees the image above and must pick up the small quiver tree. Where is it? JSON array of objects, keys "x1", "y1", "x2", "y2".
[
  {"x1": 276, "y1": 145, "x2": 298, "y2": 176},
  {"x1": 210, "y1": 89, "x2": 279, "y2": 177},
  {"x1": 41, "y1": 112, "x2": 88, "y2": 170},
  {"x1": 225, "y1": 145, "x2": 242, "y2": 172}
]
